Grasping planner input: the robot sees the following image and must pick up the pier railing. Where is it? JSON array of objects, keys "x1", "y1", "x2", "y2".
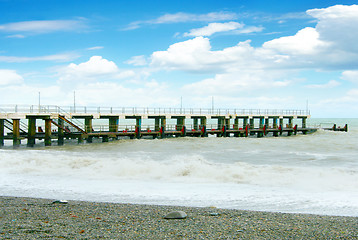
[{"x1": 0, "y1": 105, "x2": 310, "y2": 116}]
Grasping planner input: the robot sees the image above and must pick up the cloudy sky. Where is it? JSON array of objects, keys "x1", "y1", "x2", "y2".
[{"x1": 1, "y1": 0, "x2": 358, "y2": 117}]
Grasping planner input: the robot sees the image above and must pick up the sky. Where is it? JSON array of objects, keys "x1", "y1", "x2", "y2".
[{"x1": 1, "y1": 0, "x2": 358, "y2": 117}]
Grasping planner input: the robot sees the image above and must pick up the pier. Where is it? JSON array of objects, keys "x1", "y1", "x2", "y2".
[{"x1": 0, "y1": 105, "x2": 315, "y2": 147}]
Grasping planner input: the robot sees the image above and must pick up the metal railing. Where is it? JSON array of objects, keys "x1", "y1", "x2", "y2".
[{"x1": 0, "y1": 104, "x2": 310, "y2": 116}]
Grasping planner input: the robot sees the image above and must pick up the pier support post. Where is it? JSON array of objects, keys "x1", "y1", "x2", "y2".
[
  {"x1": 155, "y1": 118, "x2": 160, "y2": 132},
  {"x1": 84, "y1": 117, "x2": 93, "y2": 133},
  {"x1": 136, "y1": 118, "x2": 141, "y2": 139},
  {"x1": 58, "y1": 117, "x2": 64, "y2": 145},
  {"x1": 265, "y1": 118, "x2": 269, "y2": 127},
  {"x1": 193, "y1": 118, "x2": 198, "y2": 130},
  {"x1": 234, "y1": 118, "x2": 239, "y2": 137},
  {"x1": 257, "y1": 117, "x2": 264, "y2": 138},
  {"x1": 78, "y1": 134, "x2": 84, "y2": 144},
  {"x1": 272, "y1": 117, "x2": 278, "y2": 137},
  {"x1": 201, "y1": 117, "x2": 207, "y2": 137},
  {"x1": 288, "y1": 117, "x2": 293, "y2": 128},
  {"x1": 249, "y1": 118, "x2": 255, "y2": 135},
  {"x1": 302, "y1": 117, "x2": 307, "y2": 128},
  {"x1": 0, "y1": 119, "x2": 4, "y2": 147},
  {"x1": 109, "y1": 117, "x2": 119, "y2": 132},
  {"x1": 27, "y1": 117, "x2": 36, "y2": 147},
  {"x1": 102, "y1": 136, "x2": 109, "y2": 142},
  {"x1": 13, "y1": 119, "x2": 21, "y2": 147},
  {"x1": 44, "y1": 119, "x2": 52, "y2": 146},
  {"x1": 160, "y1": 117, "x2": 166, "y2": 138},
  {"x1": 224, "y1": 118, "x2": 230, "y2": 137}
]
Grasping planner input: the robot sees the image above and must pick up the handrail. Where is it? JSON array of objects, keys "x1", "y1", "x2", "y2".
[{"x1": 0, "y1": 104, "x2": 311, "y2": 116}]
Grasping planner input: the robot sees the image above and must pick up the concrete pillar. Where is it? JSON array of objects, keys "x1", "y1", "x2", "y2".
[
  {"x1": 109, "y1": 117, "x2": 119, "y2": 132},
  {"x1": 58, "y1": 118, "x2": 64, "y2": 146},
  {"x1": 288, "y1": 117, "x2": 293, "y2": 128},
  {"x1": 136, "y1": 118, "x2": 141, "y2": 139},
  {"x1": 265, "y1": 118, "x2": 269, "y2": 127},
  {"x1": 13, "y1": 119, "x2": 21, "y2": 147},
  {"x1": 243, "y1": 118, "x2": 248, "y2": 128},
  {"x1": 44, "y1": 119, "x2": 52, "y2": 146},
  {"x1": 155, "y1": 118, "x2": 160, "y2": 131},
  {"x1": 201, "y1": 117, "x2": 207, "y2": 137},
  {"x1": 273, "y1": 117, "x2": 278, "y2": 128},
  {"x1": 302, "y1": 117, "x2": 307, "y2": 128},
  {"x1": 78, "y1": 135, "x2": 84, "y2": 144},
  {"x1": 193, "y1": 118, "x2": 198, "y2": 130},
  {"x1": 27, "y1": 117, "x2": 36, "y2": 147},
  {"x1": 234, "y1": 118, "x2": 239, "y2": 130},
  {"x1": 85, "y1": 117, "x2": 93, "y2": 133},
  {"x1": 259, "y1": 117, "x2": 264, "y2": 129},
  {"x1": 273, "y1": 117, "x2": 278, "y2": 137},
  {"x1": 249, "y1": 118, "x2": 254, "y2": 129},
  {"x1": 160, "y1": 117, "x2": 166, "y2": 138},
  {"x1": 176, "y1": 117, "x2": 185, "y2": 130},
  {"x1": 0, "y1": 119, "x2": 4, "y2": 147}
]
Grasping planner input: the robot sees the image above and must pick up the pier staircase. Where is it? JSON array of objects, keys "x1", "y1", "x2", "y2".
[
  {"x1": 3, "y1": 119, "x2": 28, "y2": 134},
  {"x1": 51, "y1": 115, "x2": 86, "y2": 134}
]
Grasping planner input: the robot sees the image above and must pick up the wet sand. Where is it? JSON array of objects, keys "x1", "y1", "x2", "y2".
[{"x1": 0, "y1": 196, "x2": 357, "y2": 239}]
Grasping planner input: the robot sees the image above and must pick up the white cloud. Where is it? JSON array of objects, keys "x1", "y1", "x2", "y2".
[
  {"x1": 6, "y1": 34, "x2": 25, "y2": 39},
  {"x1": 87, "y1": 46, "x2": 104, "y2": 51},
  {"x1": 263, "y1": 27, "x2": 329, "y2": 55},
  {"x1": 0, "y1": 19, "x2": 87, "y2": 34},
  {"x1": 0, "y1": 53, "x2": 80, "y2": 63},
  {"x1": 124, "y1": 12, "x2": 237, "y2": 30},
  {"x1": 341, "y1": 70, "x2": 358, "y2": 84},
  {"x1": 59, "y1": 56, "x2": 119, "y2": 82},
  {"x1": 184, "y1": 22, "x2": 244, "y2": 37},
  {"x1": 0, "y1": 69, "x2": 24, "y2": 86},
  {"x1": 125, "y1": 55, "x2": 148, "y2": 66},
  {"x1": 305, "y1": 80, "x2": 341, "y2": 89},
  {"x1": 57, "y1": 56, "x2": 144, "y2": 86},
  {"x1": 151, "y1": 4, "x2": 358, "y2": 82}
]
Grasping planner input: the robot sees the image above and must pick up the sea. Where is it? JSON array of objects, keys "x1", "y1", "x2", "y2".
[{"x1": 0, "y1": 118, "x2": 357, "y2": 217}]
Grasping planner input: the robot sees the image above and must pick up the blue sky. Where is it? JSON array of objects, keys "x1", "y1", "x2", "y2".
[{"x1": 1, "y1": 0, "x2": 358, "y2": 117}]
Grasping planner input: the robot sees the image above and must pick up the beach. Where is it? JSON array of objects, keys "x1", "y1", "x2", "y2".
[{"x1": 1, "y1": 196, "x2": 357, "y2": 239}]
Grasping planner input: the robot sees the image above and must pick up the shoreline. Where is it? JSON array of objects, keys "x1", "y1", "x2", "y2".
[{"x1": 1, "y1": 196, "x2": 357, "y2": 239}]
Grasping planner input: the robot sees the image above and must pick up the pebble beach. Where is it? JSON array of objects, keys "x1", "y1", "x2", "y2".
[{"x1": 0, "y1": 196, "x2": 357, "y2": 239}]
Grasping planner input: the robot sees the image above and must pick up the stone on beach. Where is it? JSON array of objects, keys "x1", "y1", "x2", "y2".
[
  {"x1": 164, "y1": 211, "x2": 187, "y2": 219},
  {"x1": 52, "y1": 200, "x2": 68, "y2": 204}
]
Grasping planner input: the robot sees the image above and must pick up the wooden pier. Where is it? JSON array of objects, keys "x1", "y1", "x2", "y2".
[{"x1": 0, "y1": 105, "x2": 316, "y2": 147}]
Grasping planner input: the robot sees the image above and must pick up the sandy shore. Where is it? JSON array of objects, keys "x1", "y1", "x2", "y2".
[{"x1": 0, "y1": 196, "x2": 357, "y2": 239}]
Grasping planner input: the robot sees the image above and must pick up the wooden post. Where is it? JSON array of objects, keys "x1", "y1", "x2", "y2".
[
  {"x1": 0, "y1": 119, "x2": 4, "y2": 147},
  {"x1": 13, "y1": 119, "x2": 21, "y2": 147},
  {"x1": 58, "y1": 117, "x2": 64, "y2": 145},
  {"x1": 44, "y1": 119, "x2": 52, "y2": 146},
  {"x1": 27, "y1": 117, "x2": 36, "y2": 147}
]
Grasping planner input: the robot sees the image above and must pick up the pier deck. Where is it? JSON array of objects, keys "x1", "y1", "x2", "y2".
[{"x1": 0, "y1": 105, "x2": 315, "y2": 147}]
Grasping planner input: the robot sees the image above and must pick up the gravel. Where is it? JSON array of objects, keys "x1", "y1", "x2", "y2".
[{"x1": 0, "y1": 196, "x2": 357, "y2": 239}]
